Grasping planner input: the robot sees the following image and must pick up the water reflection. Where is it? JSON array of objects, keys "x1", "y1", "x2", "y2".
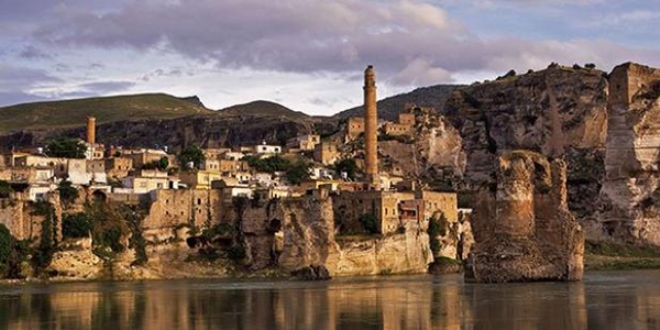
[{"x1": 0, "y1": 271, "x2": 659, "y2": 329}]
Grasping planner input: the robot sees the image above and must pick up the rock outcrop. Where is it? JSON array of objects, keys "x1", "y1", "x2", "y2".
[
  {"x1": 595, "y1": 63, "x2": 660, "y2": 246},
  {"x1": 466, "y1": 151, "x2": 584, "y2": 283},
  {"x1": 444, "y1": 66, "x2": 608, "y2": 189}
]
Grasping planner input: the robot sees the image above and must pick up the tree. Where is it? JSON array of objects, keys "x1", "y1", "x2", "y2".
[
  {"x1": 62, "y1": 213, "x2": 92, "y2": 239},
  {"x1": 0, "y1": 181, "x2": 12, "y2": 198},
  {"x1": 0, "y1": 224, "x2": 12, "y2": 266},
  {"x1": 359, "y1": 214, "x2": 379, "y2": 234},
  {"x1": 285, "y1": 161, "x2": 311, "y2": 185},
  {"x1": 178, "y1": 145, "x2": 205, "y2": 170},
  {"x1": 57, "y1": 180, "x2": 78, "y2": 206},
  {"x1": 47, "y1": 137, "x2": 87, "y2": 159},
  {"x1": 335, "y1": 158, "x2": 358, "y2": 180}
]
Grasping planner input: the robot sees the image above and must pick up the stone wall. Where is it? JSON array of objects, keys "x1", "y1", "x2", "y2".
[
  {"x1": 142, "y1": 189, "x2": 224, "y2": 242},
  {"x1": 467, "y1": 151, "x2": 584, "y2": 282}
]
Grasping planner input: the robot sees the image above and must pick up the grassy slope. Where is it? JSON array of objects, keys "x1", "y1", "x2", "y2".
[
  {"x1": 585, "y1": 241, "x2": 660, "y2": 271},
  {"x1": 0, "y1": 93, "x2": 214, "y2": 133},
  {"x1": 218, "y1": 100, "x2": 310, "y2": 121}
]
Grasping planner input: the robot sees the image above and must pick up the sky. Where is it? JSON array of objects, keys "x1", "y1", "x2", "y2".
[{"x1": 1, "y1": 0, "x2": 660, "y2": 116}]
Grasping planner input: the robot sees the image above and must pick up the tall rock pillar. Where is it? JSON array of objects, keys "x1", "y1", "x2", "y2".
[
  {"x1": 364, "y1": 65, "x2": 378, "y2": 189},
  {"x1": 87, "y1": 116, "x2": 96, "y2": 145}
]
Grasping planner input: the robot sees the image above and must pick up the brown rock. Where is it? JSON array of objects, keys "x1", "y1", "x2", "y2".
[{"x1": 466, "y1": 151, "x2": 584, "y2": 283}]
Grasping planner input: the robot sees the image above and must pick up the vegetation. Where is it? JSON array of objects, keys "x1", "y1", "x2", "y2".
[
  {"x1": 359, "y1": 213, "x2": 379, "y2": 234},
  {"x1": 0, "y1": 181, "x2": 12, "y2": 198},
  {"x1": 243, "y1": 155, "x2": 311, "y2": 185},
  {"x1": 62, "y1": 213, "x2": 92, "y2": 239},
  {"x1": 57, "y1": 180, "x2": 79, "y2": 206},
  {"x1": 179, "y1": 145, "x2": 205, "y2": 170},
  {"x1": 142, "y1": 156, "x2": 169, "y2": 170},
  {"x1": 585, "y1": 241, "x2": 660, "y2": 271},
  {"x1": 47, "y1": 137, "x2": 87, "y2": 158},
  {"x1": 31, "y1": 201, "x2": 56, "y2": 272},
  {"x1": 427, "y1": 218, "x2": 441, "y2": 255},
  {"x1": 335, "y1": 158, "x2": 359, "y2": 180},
  {"x1": 0, "y1": 225, "x2": 12, "y2": 266},
  {"x1": 0, "y1": 93, "x2": 212, "y2": 133}
]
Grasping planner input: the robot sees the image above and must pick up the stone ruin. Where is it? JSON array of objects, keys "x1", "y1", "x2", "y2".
[{"x1": 466, "y1": 151, "x2": 584, "y2": 283}]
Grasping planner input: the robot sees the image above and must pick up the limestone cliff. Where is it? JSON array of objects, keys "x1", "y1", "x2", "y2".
[
  {"x1": 443, "y1": 66, "x2": 607, "y2": 192},
  {"x1": 466, "y1": 151, "x2": 584, "y2": 283},
  {"x1": 595, "y1": 63, "x2": 660, "y2": 246}
]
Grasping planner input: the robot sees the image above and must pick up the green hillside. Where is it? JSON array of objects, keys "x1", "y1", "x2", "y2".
[
  {"x1": 0, "y1": 93, "x2": 214, "y2": 133},
  {"x1": 219, "y1": 100, "x2": 310, "y2": 121}
]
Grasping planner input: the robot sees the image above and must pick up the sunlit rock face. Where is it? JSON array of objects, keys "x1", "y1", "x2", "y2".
[
  {"x1": 466, "y1": 151, "x2": 584, "y2": 283},
  {"x1": 594, "y1": 63, "x2": 660, "y2": 246}
]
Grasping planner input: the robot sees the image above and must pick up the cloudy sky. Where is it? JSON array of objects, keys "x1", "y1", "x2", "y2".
[{"x1": 1, "y1": 0, "x2": 659, "y2": 115}]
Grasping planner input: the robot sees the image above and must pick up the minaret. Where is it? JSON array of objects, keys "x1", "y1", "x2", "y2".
[
  {"x1": 87, "y1": 116, "x2": 96, "y2": 145},
  {"x1": 364, "y1": 65, "x2": 378, "y2": 188}
]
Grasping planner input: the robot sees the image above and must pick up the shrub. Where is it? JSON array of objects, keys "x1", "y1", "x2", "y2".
[
  {"x1": 285, "y1": 161, "x2": 311, "y2": 185},
  {"x1": 62, "y1": 213, "x2": 92, "y2": 239},
  {"x1": 585, "y1": 63, "x2": 596, "y2": 69},
  {"x1": 226, "y1": 244, "x2": 246, "y2": 261},
  {"x1": 359, "y1": 213, "x2": 379, "y2": 234}
]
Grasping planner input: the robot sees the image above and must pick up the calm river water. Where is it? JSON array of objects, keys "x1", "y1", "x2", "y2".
[{"x1": 0, "y1": 270, "x2": 659, "y2": 329}]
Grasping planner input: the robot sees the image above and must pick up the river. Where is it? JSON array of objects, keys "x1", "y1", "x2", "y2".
[{"x1": 0, "y1": 270, "x2": 658, "y2": 329}]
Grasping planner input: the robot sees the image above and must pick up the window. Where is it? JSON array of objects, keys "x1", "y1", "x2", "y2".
[{"x1": 197, "y1": 198, "x2": 202, "y2": 205}]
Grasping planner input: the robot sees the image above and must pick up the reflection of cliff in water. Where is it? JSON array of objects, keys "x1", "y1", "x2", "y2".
[{"x1": 0, "y1": 271, "x2": 659, "y2": 329}]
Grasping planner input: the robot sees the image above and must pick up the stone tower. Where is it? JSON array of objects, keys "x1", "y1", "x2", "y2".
[
  {"x1": 87, "y1": 116, "x2": 96, "y2": 145},
  {"x1": 364, "y1": 65, "x2": 378, "y2": 188}
]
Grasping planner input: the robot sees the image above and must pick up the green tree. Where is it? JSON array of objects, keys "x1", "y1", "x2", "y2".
[
  {"x1": 46, "y1": 137, "x2": 87, "y2": 159},
  {"x1": 62, "y1": 213, "x2": 92, "y2": 239},
  {"x1": 335, "y1": 158, "x2": 358, "y2": 180},
  {"x1": 0, "y1": 181, "x2": 12, "y2": 198},
  {"x1": 0, "y1": 224, "x2": 12, "y2": 266},
  {"x1": 285, "y1": 161, "x2": 311, "y2": 185},
  {"x1": 57, "y1": 180, "x2": 78, "y2": 206},
  {"x1": 179, "y1": 145, "x2": 205, "y2": 170},
  {"x1": 359, "y1": 213, "x2": 379, "y2": 234}
]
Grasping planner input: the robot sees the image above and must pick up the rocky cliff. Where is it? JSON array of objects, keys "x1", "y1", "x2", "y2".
[
  {"x1": 466, "y1": 151, "x2": 584, "y2": 283},
  {"x1": 595, "y1": 63, "x2": 660, "y2": 246}
]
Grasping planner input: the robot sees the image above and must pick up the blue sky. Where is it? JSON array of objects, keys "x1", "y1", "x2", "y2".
[{"x1": 1, "y1": 0, "x2": 659, "y2": 115}]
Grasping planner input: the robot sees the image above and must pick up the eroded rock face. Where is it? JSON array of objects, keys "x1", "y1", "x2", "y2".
[
  {"x1": 277, "y1": 196, "x2": 432, "y2": 276},
  {"x1": 596, "y1": 63, "x2": 660, "y2": 246},
  {"x1": 443, "y1": 67, "x2": 608, "y2": 209},
  {"x1": 467, "y1": 151, "x2": 584, "y2": 283}
]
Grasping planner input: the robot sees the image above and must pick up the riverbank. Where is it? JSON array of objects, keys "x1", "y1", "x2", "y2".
[{"x1": 584, "y1": 241, "x2": 660, "y2": 271}]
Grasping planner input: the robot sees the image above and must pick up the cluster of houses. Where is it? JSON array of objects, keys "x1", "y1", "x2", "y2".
[{"x1": 0, "y1": 67, "x2": 460, "y2": 238}]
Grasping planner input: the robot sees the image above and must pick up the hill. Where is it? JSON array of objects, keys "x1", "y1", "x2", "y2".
[
  {"x1": 0, "y1": 93, "x2": 213, "y2": 133},
  {"x1": 218, "y1": 100, "x2": 310, "y2": 121},
  {"x1": 333, "y1": 84, "x2": 461, "y2": 121}
]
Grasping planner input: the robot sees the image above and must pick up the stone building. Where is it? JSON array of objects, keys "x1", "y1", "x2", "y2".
[
  {"x1": 313, "y1": 142, "x2": 340, "y2": 165},
  {"x1": 286, "y1": 134, "x2": 321, "y2": 151},
  {"x1": 105, "y1": 157, "x2": 133, "y2": 179},
  {"x1": 346, "y1": 117, "x2": 365, "y2": 141},
  {"x1": 333, "y1": 190, "x2": 457, "y2": 235}
]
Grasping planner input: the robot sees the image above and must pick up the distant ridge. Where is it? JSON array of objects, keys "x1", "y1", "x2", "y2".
[
  {"x1": 219, "y1": 100, "x2": 310, "y2": 121},
  {"x1": 333, "y1": 84, "x2": 461, "y2": 121},
  {"x1": 0, "y1": 93, "x2": 213, "y2": 133}
]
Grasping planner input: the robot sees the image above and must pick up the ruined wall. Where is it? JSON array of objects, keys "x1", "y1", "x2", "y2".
[
  {"x1": 142, "y1": 189, "x2": 223, "y2": 242},
  {"x1": 596, "y1": 63, "x2": 660, "y2": 246},
  {"x1": 467, "y1": 151, "x2": 584, "y2": 283}
]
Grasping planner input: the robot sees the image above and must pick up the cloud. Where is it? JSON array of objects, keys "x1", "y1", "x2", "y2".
[
  {"x1": 29, "y1": 0, "x2": 660, "y2": 88},
  {"x1": 18, "y1": 45, "x2": 53, "y2": 60},
  {"x1": 59, "y1": 80, "x2": 136, "y2": 98},
  {"x1": 0, "y1": 65, "x2": 61, "y2": 106}
]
